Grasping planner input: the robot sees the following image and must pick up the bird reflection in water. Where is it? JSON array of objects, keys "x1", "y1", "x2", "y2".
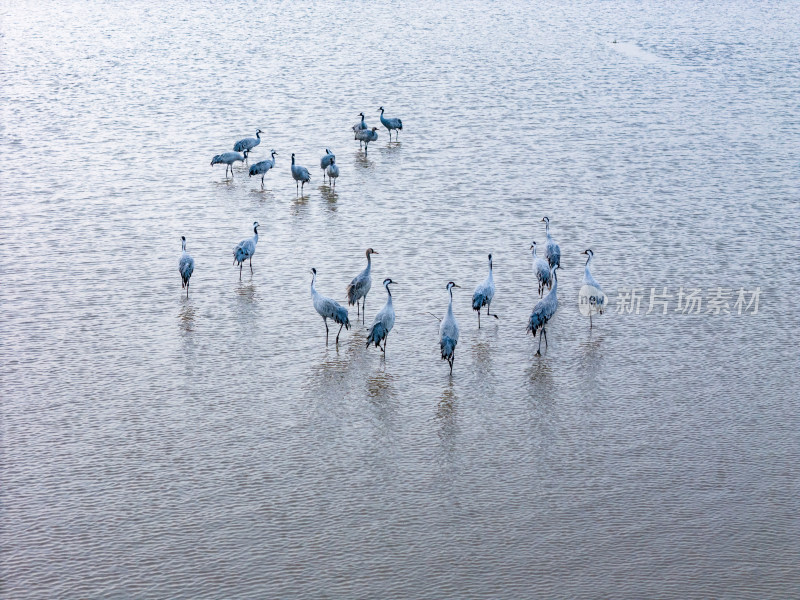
[
  {"x1": 319, "y1": 186, "x2": 338, "y2": 211},
  {"x1": 178, "y1": 303, "x2": 196, "y2": 333},
  {"x1": 436, "y1": 383, "x2": 459, "y2": 460},
  {"x1": 235, "y1": 281, "x2": 257, "y2": 301}
]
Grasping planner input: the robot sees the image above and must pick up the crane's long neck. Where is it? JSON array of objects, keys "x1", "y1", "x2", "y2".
[
  {"x1": 447, "y1": 288, "x2": 454, "y2": 316},
  {"x1": 256, "y1": 131, "x2": 261, "y2": 139},
  {"x1": 253, "y1": 228, "x2": 259, "y2": 243},
  {"x1": 545, "y1": 222, "x2": 551, "y2": 237},
  {"x1": 292, "y1": 155, "x2": 295, "y2": 165},
  {"x1": 271, "y1": 151, "x2": 276, "y2": 161},
  {"x1": 532, "y1": 246, "x2": 538, "y2": 259},
  {"x1": 551, "y1": 270, "x2": 558, "y2": 293},
  {"x1": 385, "y1": 283, "x2": 393, "y2": 304},
  {"x1": 311, "y1": 273, "x2": 318, "y2": 297},
  {"x1": 181, "y1": 239, "x2": 186, "y2": 251},
  {"x1": 585, "y1": 254, "x2": 592, "y2": 271},
  {"x1": 365, "y1": 252, "x2": 372, "y2": 273}
]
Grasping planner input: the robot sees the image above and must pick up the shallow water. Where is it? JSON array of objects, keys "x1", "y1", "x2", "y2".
[{"x1": 1, "y1": 1, "x2": 799, "y2": 597}]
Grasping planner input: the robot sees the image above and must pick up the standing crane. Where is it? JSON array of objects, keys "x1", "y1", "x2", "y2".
[
  {"x1": 366, "y1": 278, "x2": 396, "y2": 355},
  {"x1": 542, "y1": 216, "x2": 561, "y2": 269},
  {"x1": 232, "y1": 221, "x2": 259, "y2": 280},
  {"x1": 310, "y1": 267, "x2": 351, "y2": 345},
  {"x1": 211, "y1": 151, "x2": 245, "y2": 178},
  {"x1": 320, "y1": 149, "x2": 335, "y2": 184},
  {"x1": 178, "y1": 236, "x2": 194, "y2": 298},
  {"x1": 354, "y1": 127, "x2": 379, "y2": 155},
  {"x1": 582, "y1": 249, "x2": 605, "y2": 328},
  {"x1": 352, "y1": 112, "x2": 368, "y2": 147},
  {"x1": 440, "y1": 282, "x2": 461, "y2": 375},
  {"x1": 248, "y1": 150, "x2": 277, "y2": 188},
  {"x1": 527, "y1": 266, "x2": 558, "y2": 356},
  {"x1": 472, "y1": 253, "x2": 498, "y2": 328},
  {"x1": 233, "y1": 129, "x2": 263, "y2": 160},
  {"x1": 379, "y1": 107, "x2": 403, "y2": 141},
  {"x1": 530, "y1": 241, "x2": 552, "y2": 297},
  {"x1": 325, "y1": 157, "x2": 339, "y2": 188},
  {"x1": 291, "y1": 153, "x2": 311, "y2": 194},
  {"x1": 346, "y1": 248, "x2": 377, "y2": 323}
]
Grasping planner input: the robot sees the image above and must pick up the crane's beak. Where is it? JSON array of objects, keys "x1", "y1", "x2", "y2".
[{"x1": 453, "y1": 284, "x2": 461, "y2": 288}]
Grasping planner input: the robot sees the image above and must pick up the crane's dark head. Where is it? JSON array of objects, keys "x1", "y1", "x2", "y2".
[
  {"x1": 367, "y1": 248, "x2": 378, "y2": 256},
  {"x1": 311, "y1": 267, "x2": 317, "y2": 276},
  {"x1": 530, "y1": 240, "x2": 537, "y2": 249},
  {"x1": 541, "y1": 216, "x2": 550, "y2": 224},
  {"x1": 329, "y1": 157, "x2": 335, "y2": 165},
  {"x1": 181, "y1": 235, "x2": 186, "y2": 242},
  {"x1": 488, "y1": 253, "x2": 492, "y2": 261},
  {"x1": 256, "y1": 129, "x2": 263, "y2": 134},
  {"x1": 326, "y1": 148, "x2": 331, "y2": 154},
  {"x1": 582, "y1": 249, "x2": 594, "y2": 257},
  {"x1": 447, "y1": 281, "x2": 460, "y2": 290},
  {"x1": 359, "y1": 112, "x2": 364, "y2": 118},
  {"x1": 371, "y1": 127, "x2": 378, "y2": 132},
  {"x1": 383, "y1": 278, "x2": 395, "y2": 286},
  {"x1": 271, "y1": 149, "x2": 277, "y2": 156},
  {"x1": 253, "y1": 221, "x2": 259, "y2": 232},
  {"x1": 379, "y1": 106, "x2": 384, "y2": 112}
]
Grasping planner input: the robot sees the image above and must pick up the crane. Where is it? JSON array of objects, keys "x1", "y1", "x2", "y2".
[
  {"x1": 472, "y1": 253, "x2": 498, "y2": 328},
  {"x1": 354, "y1": 127, "x2": 379, "y2": 155},
  {"x1": 320, "y1": 149, "x2": 335, "y2": 184},
  {"x1": 582, "y1": 249, "x2": 605, "y2": 328},
  {"x1": 530, "y1": 241, "x2": 552, "y2": 297},
  {"x1": 211, "y1": 151, "x2": 245, "y2": 178},
  {"x1": 310, "y1": 267, "x2": 351, "y2": 345},
  {"x1": 248, "y1": 150, "x2": 277, "y2": 188},
  {"x1": 233, "y1": 129, "x2": 263, "y2": 160},
  {"x1": 346, "y1": 248, "x2": 377, "y2": 323},
  {"x1": 325, "y1": 157, "x2": 339, "y2": 188},
  {"x1": 178, "y1": 236, "x2": 194, "y2": 298},
  {"x1": 379, "y1": 107, "x2": 403, "y2": 141},
  {"x1": 232, "y1": 221, "x2": 259, "y2": 280},
  {"x1": 366, "y1": 278, "x2": 396, "y2": 354},
  {"x1": 291, "y1": 153, "x2": 311, "y2": 194},
  {"x1": 542, "y1": 216, "x2": 561, "y2": 269},
  {"x1": 527, "y1": 266, "x2": 558, "y2": 356},
  {"x1": 440, "y1": 282, "x2": 461, "y2": 374}
]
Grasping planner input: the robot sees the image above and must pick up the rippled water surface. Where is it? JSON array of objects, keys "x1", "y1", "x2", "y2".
[{"x1": 2, "y1": 1, "x2": 799, "y2": 597}]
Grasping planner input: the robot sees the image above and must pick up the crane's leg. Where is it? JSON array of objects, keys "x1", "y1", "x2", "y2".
[
  {"x1": 356, "y1": 300, "x2": 360, "y2": 318},
  {"x1": 362, "y1": 296, "x2": 366, "y2": 323},
  {"x1": 382, "y1": 334, "x2": 387, "y2": 355},
  {"x1": 542, "y1": 327, "x2": 548, "y2": 350},
  {"x1": 336, "y1": 323, "x2": 344, "y2": 345},
  {"x1": 478, "y1": 311, "x2": 481, "y2": 329},
  {"x1": 239, "y1": 263, "x2": 243, "y2": 280},
  {"x1": 261, "y1": 175, "x2": 265, "y2": 188},
  {"x1": 324, "y1": 318, "x2": 329, "y2": 345},
  {"x1": 535, "y1": 330, "x2": 543, "y2": 356},
  {"x1": 449, "y1": 356, "x2": 454, "y2": 375},
  {"x1": 487, "y1": 302, "x2": 498, "y2": 320},
  {"x1": 249, "y1": 257, "x2": 253, "y2": 274},
  {"x1": 590, "y1": 314, "x2": 593, "y2": 329},
  {"x1": 186, "y1": 282, "x2": 189, "y2": 299}
]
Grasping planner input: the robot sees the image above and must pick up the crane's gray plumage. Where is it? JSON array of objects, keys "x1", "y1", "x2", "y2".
[
  {"x1": 179, "y1": 236, "x2": 194, "y2": 298},
  {"x1": 352, "y1": 112, "x2": 368, "y2": 147},
  {"x1": 440, "y1": 282, "x2": 461, "y2": 374},
  {"x1": 211, "y1": 151, "x2": 245, "y2": 178},
  {"x1": 233, "y1": 129, "x2": 263, "y2": 159},
  {"x1": 311, "y1": 267, "x2": 351, "y2": 345},
  {"x1": 472, "y1": 253, "x2": 498, "y2": 328},
  {"x1": 354, "y1": 127, "x2": 379, "y2": 155},
  {"x1": 320, "y1": 149, "x2": 335, "y2": 183},
  {"x1": 527, "y1": 265, "x2": 558, "y2": 356},
  {"x1": 530, "y1": 241, "x2": 552, "y2": 297},
  {"x1": 346, "y1": 248, "x2": 377, "y2": 323},
  {"x1": 248, "y1": 150, "x2": 277, "y2": 188},
  {"x1": 232, "y1": 221, "x2": 259, "y2": 280},
  {"x1": 291, "y1": 153, "x2": 311, "y2": 194},
  {"x1": 366, "y1": 278, "x2": 396, "y2": 354},
  {"x1": 325, "y1": 157, "x2": 339, "y2": 188},
  {"x1": 542, "y1": 216, "x2": 561, "y2": 269},
  {"x1": 379, "y1": 107, "x2": 403, "y2": 141},
  {"x1": 582, "y1": 249, "x2": 605, "y2": 328}
]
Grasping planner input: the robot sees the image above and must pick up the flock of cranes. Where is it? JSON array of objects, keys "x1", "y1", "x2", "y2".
[{"x1": 187, "y1": 109, "x2": 606, "y2": 374}]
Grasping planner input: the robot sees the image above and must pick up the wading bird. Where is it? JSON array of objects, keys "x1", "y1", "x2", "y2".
[
  {"x1": 233, "y1": 129, "x2": 263, "y2": 160},
  {"x1": 233, "y1": 221, "x2": 259, "y2": 280},
  {"x1": 542, "y1": 216, "x2": 561, "y2": 269},
  {"x1": 582, "y1": 249, "x2": 605, "y2": 328},
  {"x1": 179, "y1": 236, "x2": 194, "y2": 298},
  {"x1": 346, "y1": 248, "x2": 377, "y2": 323},
  {"x1": 291, "y1": 153, "x2": 311, "y2": 194},
  {"x1": 310, "y1": 268, "x2": 350, "y2": 345},
  {"x1": 472, "y1": 253, "x2": 498, "y2": 328},
  {"x1": 248, "y1": 150, "x2": 277, "y2": 188},
  {"x1": 352, "y1": 112, "x2": 368, "y2": 147},
  {"x1": 366, "y1": 278, "x2": 396, "y2": 354},
  {"x1": 325, "y1": 157, "x2": 339, "y2": 188},
  {"x1": 440, "y1": 282, "x2": 461, "y2": 375},
  {"x1": 320, "y1": 149, "x2": 335, "y2": 184},
  {"x1": 379, "y1": 107, "x2": 403, "y2": 141},
  {"x1": 354, "y1": 127, "x2": 379, "y2": 155},
  {"x1": 211, "y1": 151, "x2": 245, "y2": 178},
  {"x1": 530, "y1": 241, "x2": 552, "y2": 297},
  {"x1": 527, "y1": 266, "x2": 558, "y2": 356}
]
